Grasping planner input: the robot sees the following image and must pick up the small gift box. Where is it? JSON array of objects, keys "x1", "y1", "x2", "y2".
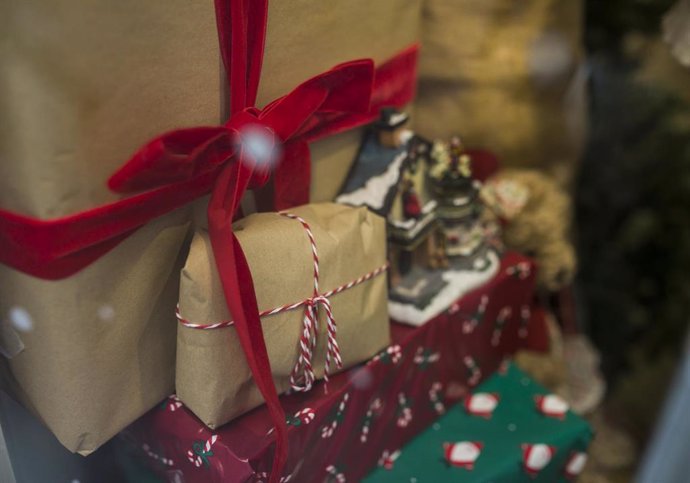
[{"x1": 176, "y1": 203, "x2": 390, "y2": 428}]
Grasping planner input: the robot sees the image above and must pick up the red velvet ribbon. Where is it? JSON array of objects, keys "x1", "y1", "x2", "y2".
[{"x1": 0, "y1": 0, "x2": 418, "y2": 480}]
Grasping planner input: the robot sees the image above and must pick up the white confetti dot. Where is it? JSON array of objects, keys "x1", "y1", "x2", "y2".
[
  {"x1": 433, "y1": 423, "x2": 441, "y2": 431},
  {"x1": 508, "y1": 423, "x2": 517, "y2": 432},
  {"x1": 71, "y1": 479, "x2": 81, "y2": 483},
  {"x1": 97, "y1": 305, "x2": 115, "y2": 321},
  {"x1": 240, "y1": 125, "x2": 281, "y2": 171},
  {"x1": 9, "y1": 307, "x2": 33, "y2": 332},
  {"x1": 521, "y1": 378, "x2": 531, "y2": 386},
  {"x1": 410, "y1": 478, "x2": 418, "y2": 483}
]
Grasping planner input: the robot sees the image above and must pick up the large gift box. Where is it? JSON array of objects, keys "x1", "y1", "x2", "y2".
[
  {"x1": 0, "y1": 0, "x2": 421, "y2": 455},
  {"x1": 363, "y1": 363, "x2": 593, "y2": 482},
  {"x1": 124, "y1": 251, "x2": 547, "y2": 483},
  {"x1": 177, "y1": 203, "x2": 390, "y2": 428}
]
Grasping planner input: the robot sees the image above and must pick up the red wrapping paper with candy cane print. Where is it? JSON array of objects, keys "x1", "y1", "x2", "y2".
[
  {"x1": 176, "y1": 203, "x2": 390, "y2": 428},
  {"x1": 124, "y1": 251, "x2": 547, "y2": 483}
]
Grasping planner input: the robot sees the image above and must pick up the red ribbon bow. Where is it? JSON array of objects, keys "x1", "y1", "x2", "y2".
[{"x1": 0, "y1": 0, "x2": 418, "y2": 480}]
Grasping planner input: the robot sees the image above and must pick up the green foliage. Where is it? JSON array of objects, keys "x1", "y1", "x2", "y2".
[{"x1": 576, "y1": 44, "x2": 690, "y2": 384}]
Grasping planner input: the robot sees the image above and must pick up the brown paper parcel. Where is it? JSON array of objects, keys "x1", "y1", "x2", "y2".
[
  {"x1": 177, "y1": 203, "x2": 390, "y2": 428},
  {"x1": 0, "y1": 0, "x2": 419, "y2": 453}
]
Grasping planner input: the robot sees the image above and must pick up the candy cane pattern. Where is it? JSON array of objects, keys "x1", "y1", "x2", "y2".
[
  {"x1": 429, "y1": 382, "x2": 446, "y2": 415},
  {"x1": 166, "y1": 395, "x2": 183, "y2": 412},
  {"x1": 378, "y1": 449, "x2": 401, "y2": 470},
  {"x1": 186, "y1": 435, "x2": 218, "y2": 468},
  {"x1": 464, "y1": 356, "x2": 482, "y2": 386},
  {"x1": 325, "y1": 465, "x2": 346, "y2": 483},
  {"x1": 396, "y1": 393, "x2": 413, "y2": 428},
  {"x1": 321, "y1": 393, "x2": 350, "y2": 438},
  {"x1": 360, "y1": 398, "x2": 383, "y2": 443},
  {"x1": 176, "y1": 212, "x2": 389, "y2": 393},
  {"x1": 414, "y1": 347, "x2": 440, "y2": 370},
  {"x1": 506, "y1": 261, "x2": 531, "y2": 279},
  {"x1": 254, "y1": 472, "x2": 293, "y2": 483},
  {"x1": 491, "y1": 306, "x2": 512, "y2": 347},
  {"x1": 369, "y1": 344, "x2": 402, "y2": 366},
  {"x1": 519, "y1": 305, "x2": 531, "y2": 338},
  {"x1": 463, "y1": 295, "x2": 489, "y2": 334},
  {"x1": 267, "y1": 407, "x2": 315, "y2": 435},
  {"x1": 142, "y1": 443, "x2": 174, "y2": 467}
]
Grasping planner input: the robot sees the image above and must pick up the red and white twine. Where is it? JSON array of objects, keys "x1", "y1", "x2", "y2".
[{"x1": 176, "y1": 212, "x2": 388, "y2": 393}]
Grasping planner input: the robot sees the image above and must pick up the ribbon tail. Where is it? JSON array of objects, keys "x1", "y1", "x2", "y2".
[
  {"x1": 274, "y1": 141, "x2": 311, "y2": 211},
  {"x1": 207, "y1": 161, "x2": 288, "y2": 483}
]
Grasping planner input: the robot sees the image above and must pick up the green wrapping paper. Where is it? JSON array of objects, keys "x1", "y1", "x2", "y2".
[{"x1": 364, "y1": 363, "x2": 592, "y2": 482}]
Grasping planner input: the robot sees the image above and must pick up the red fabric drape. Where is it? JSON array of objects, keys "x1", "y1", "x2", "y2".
[{"x1": 0, "y1": 1, "x2": 418, "y2": 480}]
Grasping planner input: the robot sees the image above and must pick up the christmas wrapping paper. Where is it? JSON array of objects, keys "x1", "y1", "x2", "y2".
[
  {"x1": 124, "y1": 251, "x2": 546, "y2": 483},
  {"x1": 363, "y1": 362, "x2": 592, "y2": 482},
  {"x1": 0, "y1": 0, "x2": 421, "y2": 454},
  {"x1": 177, "y1": 203, "x2": 390, "y2": 428}
]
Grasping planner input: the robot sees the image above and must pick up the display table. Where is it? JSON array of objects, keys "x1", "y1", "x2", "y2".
[
  {"x1": 363, "y1": 363, "x2": 593, "y2": 482},
  {"x1": 123, "y1": 252, "x2": 547, "y2": 483}
]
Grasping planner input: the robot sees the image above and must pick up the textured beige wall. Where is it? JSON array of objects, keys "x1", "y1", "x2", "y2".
[{"x1": 415, "y1": 0, "x2": 587, "y2": 186}]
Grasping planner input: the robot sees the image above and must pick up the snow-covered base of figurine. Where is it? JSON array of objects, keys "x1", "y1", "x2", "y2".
[{"x1": 389, "y1": 249, "x2": 500, "y2": 326}]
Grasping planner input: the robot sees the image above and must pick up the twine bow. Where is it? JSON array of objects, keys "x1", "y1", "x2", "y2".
[{"x1": 280, "y1": 213, "x2": 343, "y2": 392}]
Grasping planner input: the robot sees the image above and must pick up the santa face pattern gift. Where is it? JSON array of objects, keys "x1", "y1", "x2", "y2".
[{"x1": 176, "y1": 203, "x2": 390, "y2": 428}]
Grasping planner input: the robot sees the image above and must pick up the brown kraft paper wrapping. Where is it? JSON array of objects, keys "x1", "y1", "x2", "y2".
[
  {"x1": 0, "y1": 1, "x2": 219, "y2": 454},
  {"x1": 0, "y1": 0, "x2": 419, "y2": 452},
  {"x1": 177, "y1": 203, "x2": 390, "y2": 428}
]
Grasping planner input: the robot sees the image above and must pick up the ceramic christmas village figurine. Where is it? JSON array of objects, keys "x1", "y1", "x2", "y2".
[{"x1": 336, "y1": 108, "x2": 500, "y2": 325}]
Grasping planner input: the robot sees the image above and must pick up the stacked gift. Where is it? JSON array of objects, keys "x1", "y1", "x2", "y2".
[
  {"x1": 124, "y1": 252, "x2": 545, "y2": 483},
  {"x1": 0, "y1": 1, "x2": 561, "y2": 482},
  {"x1": 363, "y1": 363, "x2": 593, "y2": 482}
]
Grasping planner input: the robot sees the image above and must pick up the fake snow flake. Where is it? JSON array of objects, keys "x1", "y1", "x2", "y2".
[
  {"x1": 448, "y1": 302, "x2": 461, "y2": 315},
  {"x1": 360, "y1": 398, "x2": 383, "y2": 443},
  {"x1": 463, "y1": 295, "x2": 489, "y2": 334},
  {"x1": 370, "y1": 344, "x2": 402, "y2": 365},
  {"x1": 429, "y1": 382, "x2": 446, "y2": 415},
  {"x1": 9, "y1": 307, "x2": 33, "y2": 332},
  {"x1": 508, "y1": 423, "x2": 517, "y2": 432},
  {"x1": 321, "y1": 393, "x2": 350, "y2": 438},
  {"x1": 535, "y1": 394, "x2": 569, "y2": 419},
  {"x1": 142, "y1": 443, "x2": 174, "y2": 467},
  {"x1": 239, "y1": 124, "x2": 281, "y2": 171},
  {"x1": 491, "y1": 306, "x2": 512, "y2": 347},
  {"x1": 325, "y1": 465, "x2": 346, "y2": 483},
  {"x1": 464, "y1": 393, "x2": 499, "y2": 419},
  {"x1": 97, "y1": 304, "x2": 115, "y2": 321},
  {"x1": 443, "y1": 441, "x2": 483, "y2": 470},
  {"x1": 463, "y1": 356, "x2": 481, "y2": 386},
  {"x1": 506, "y1": 262, "x2": 531, "y2": 279},
  {"x1": 186, "y1": 435, "x2": 218, "y2": 468},
  {"x1": 522, "y1": 444, "x2": 556, "y2": 477},
  {"x1": 378, "y1": 449, "x2": 401, "y2": 470},
  {"x1": 396, "y1": 393, "x2": 413, "y2": 428},
  {"x1": 414, "y1": 347, "x2": 440, "y2": 370},
  {"x1": 519, "y1": 305, "x2": 531, "y2": 338},
  {"x1": 564, "y1": 451, "x2": 588, "y2": 479}
]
